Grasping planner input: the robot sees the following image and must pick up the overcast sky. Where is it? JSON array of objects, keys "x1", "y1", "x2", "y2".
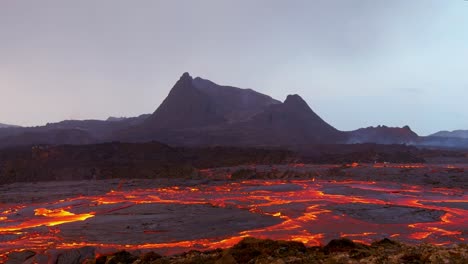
[{"x1": 1, "y1": 1, "x2": 467, "y2": 135}]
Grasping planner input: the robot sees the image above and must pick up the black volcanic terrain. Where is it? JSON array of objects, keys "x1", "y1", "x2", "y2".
[
  {"x1": 0, "y1": 142, "x2": 294, "y2": 185},
  {"x1": 1, "y1": 141, "x2": 467, "y2": 185}
]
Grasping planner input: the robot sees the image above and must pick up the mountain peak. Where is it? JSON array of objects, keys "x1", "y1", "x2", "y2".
[
  {"x1": 283, "y1": 94, "x2": 311, "y2": 111},
  {"x1": 181, "y1": 72, "x2": 192, "y2": 80},
  {"x1": 168, "y1": 72, "x2": 195, "y2": 95},
  {"x1": 284, "y1": 94, "x2": 305, "y2": 104},
  {"x1": 175, "y1": 72, "x2": 193, "y2": 87},
  {"x1": 142, "y1": 72, "x2": 224, "y2": 130}
]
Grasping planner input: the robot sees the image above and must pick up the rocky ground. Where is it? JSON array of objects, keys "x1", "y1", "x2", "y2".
[
  {"x1": 6, "y1": 237, "x2": 468, "y2": 264},
  {"x1": 1, "y1": 163, "x2": 466, "y2": 263},
  {"x1": 218, "y1": 163, "x2": 468, "y2": 188},
  {"x1": 1, "y1": 141, "x2": 466, "y2": 186}
]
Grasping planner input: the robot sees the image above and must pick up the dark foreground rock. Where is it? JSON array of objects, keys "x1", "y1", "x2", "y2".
[
  {"x1": 4, "y1": 250, "x2": 35, "y2": 264},
  {"x1": 8, "y1": 238, "x2": 467, "y2": 264}
]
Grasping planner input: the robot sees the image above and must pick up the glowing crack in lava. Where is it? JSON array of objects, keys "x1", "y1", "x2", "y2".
[{"x1": 0, "y1": 165, "x2": 466, "y2": 260}]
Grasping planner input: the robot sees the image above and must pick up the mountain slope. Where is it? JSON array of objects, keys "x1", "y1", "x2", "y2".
[
  {"x1": 44, "y1": 114, "x2": 150, "y2": 139},
  {"x1": 0, "y1": 123, "x2": 20, "y2": 128},
  {"x1": 143, "y1": 73, "x2": 225, "y2": 130},
  {"x1": 118, "y1": 73, "x2": 346, "y2": 146},
  {"x1": 0, "y1": 129, "x2": 96, "y2": 148},
  {"x1": 430, "y1": 130, "x2": 468, "y2": 139},
  {"x1": 229, "y1": 94, "x2": 346, "y2": 146},
  {"x1": 348, "y1": 125, "x2": 419, "y2": 144},
  {"x1": 192, "y1": 77, "x2": 281, "y2": 122}
]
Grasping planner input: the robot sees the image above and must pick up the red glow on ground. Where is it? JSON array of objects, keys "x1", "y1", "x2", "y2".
[{"x1": 0, "y1": 164, "x2": 466, "y2": 260}]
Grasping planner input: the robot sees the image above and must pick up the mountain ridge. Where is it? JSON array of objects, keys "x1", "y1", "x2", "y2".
[
  {"x1": 0, "y1": 72, "x2": 467, "y2": 149},
  {"x1": 430, "y1": 130, "x2": 468, "y2": 139},
  {"x1": 115, "y1": 72, "x2": 346, "y2": 146},
  {"x1": 348, "y1": 125, "x2": 419, "y2": 144},
  {"x1": 0, "y1": 123, "x2": 20, "y2": 129}
]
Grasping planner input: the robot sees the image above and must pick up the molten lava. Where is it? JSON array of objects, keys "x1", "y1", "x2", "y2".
[{"x1": 0, "y1": 163, "x2": 466, "y2": 261}]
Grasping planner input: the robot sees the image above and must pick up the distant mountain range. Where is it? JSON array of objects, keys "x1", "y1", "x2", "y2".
[
  {"x1": 348, "y1": 125, "x2": 419, "y2": 145},
  {"x1": 0, "y1": 72, "x2": 466, "y2": 149},
  {"x1": 430, "y1": 130, "x2": 468, "y2": 139},
  {"x1": 0, "y1": 123, "x2": 20, "y2": 129}
]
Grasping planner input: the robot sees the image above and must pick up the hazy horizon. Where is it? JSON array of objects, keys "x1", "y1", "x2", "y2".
[{"x1": 1, "y1": 1, "x2": 467, "y2": 135}]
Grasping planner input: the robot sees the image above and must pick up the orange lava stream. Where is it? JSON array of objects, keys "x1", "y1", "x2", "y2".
[{"x1": 0, "y1": 209, "x2": 94, "y2": 232}]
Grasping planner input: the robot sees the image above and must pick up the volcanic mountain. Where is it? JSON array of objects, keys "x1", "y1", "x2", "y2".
[
  {"x1": 0, "y1": 123, "x2": 20, "y2": 129},
  {"x1": 141, "y1": 72, "x2": 281, "y2": 129},
  {"x1": 117, "y1": 72, "x2": 346, "y2": 146},
  {"x1": 430, "y1": 130, "x2": 468, "y2": 139},
  {"x1": 348, "y1": 125, "x2": 419, "y2": 144},
  {"x1": 3, "y1": 72, "x2": 466, "y2": 149}
]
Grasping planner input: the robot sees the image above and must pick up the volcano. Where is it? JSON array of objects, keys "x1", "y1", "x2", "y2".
[{"x1": 117, "y1": 72, "x2": 346, "y2": 146}]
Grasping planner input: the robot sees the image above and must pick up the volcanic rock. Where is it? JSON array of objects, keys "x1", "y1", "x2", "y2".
[
  {"x1": 371, "y1": 238, "x2": 400, "y2": 248},
  {"x1": 56, "y1": 246, "x2": 95, "y2": 264},
  {"x1": 323, "y1": 238, "x2": 367, "y2": 254},
  {"x1": 5, "y1": 238, "x2": 468, "y2": 264},
  {"x1": 330, "y1": 203, "x2": 446, "y2": 224},
  {"x1": 226, "y1": 237, "x2": 306, "y2": 263},
  {"x1": 215, "y1": 252, "x2": 238, "y2": 264},
  {"x1": 59, "y1": 203, "x2": 283, "y2": 244},
  {"x1": 21, "y1": 254, "x2": 49, "y2": 264},
  {"x1": 141, "y1": 251, "x2": 162, "y2": 262},
  {"x1": 143, "y1": 72, "x2": 225, "y2": 131},
  {"x1": 102, "y1": 251, "x2": 138, "y2": 264},
  {"x1": 192, "y1": 76, "x2": 281, "y2": 122},
  {"x1": 348, "y1": 125, "x2": 419, "y2": 144},
  {"x1": 5, "y1": 250, "x2": 35, "y2": 264},
  {"x1": 236, "y1": 94, "x2": 346, "y2": 146}
]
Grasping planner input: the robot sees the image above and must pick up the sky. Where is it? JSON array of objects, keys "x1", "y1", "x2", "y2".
[{"x1": 0, "y1": 0, "x2": 467, "y2": 135}]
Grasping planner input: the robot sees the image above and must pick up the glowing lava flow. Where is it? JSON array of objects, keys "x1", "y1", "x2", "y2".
[
  {"x1": 0, "y1": 208, "x2": 94, "y2": 232},
  {"x1": 0, "y1": 167, "x2": 466, "y2": 261}
]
